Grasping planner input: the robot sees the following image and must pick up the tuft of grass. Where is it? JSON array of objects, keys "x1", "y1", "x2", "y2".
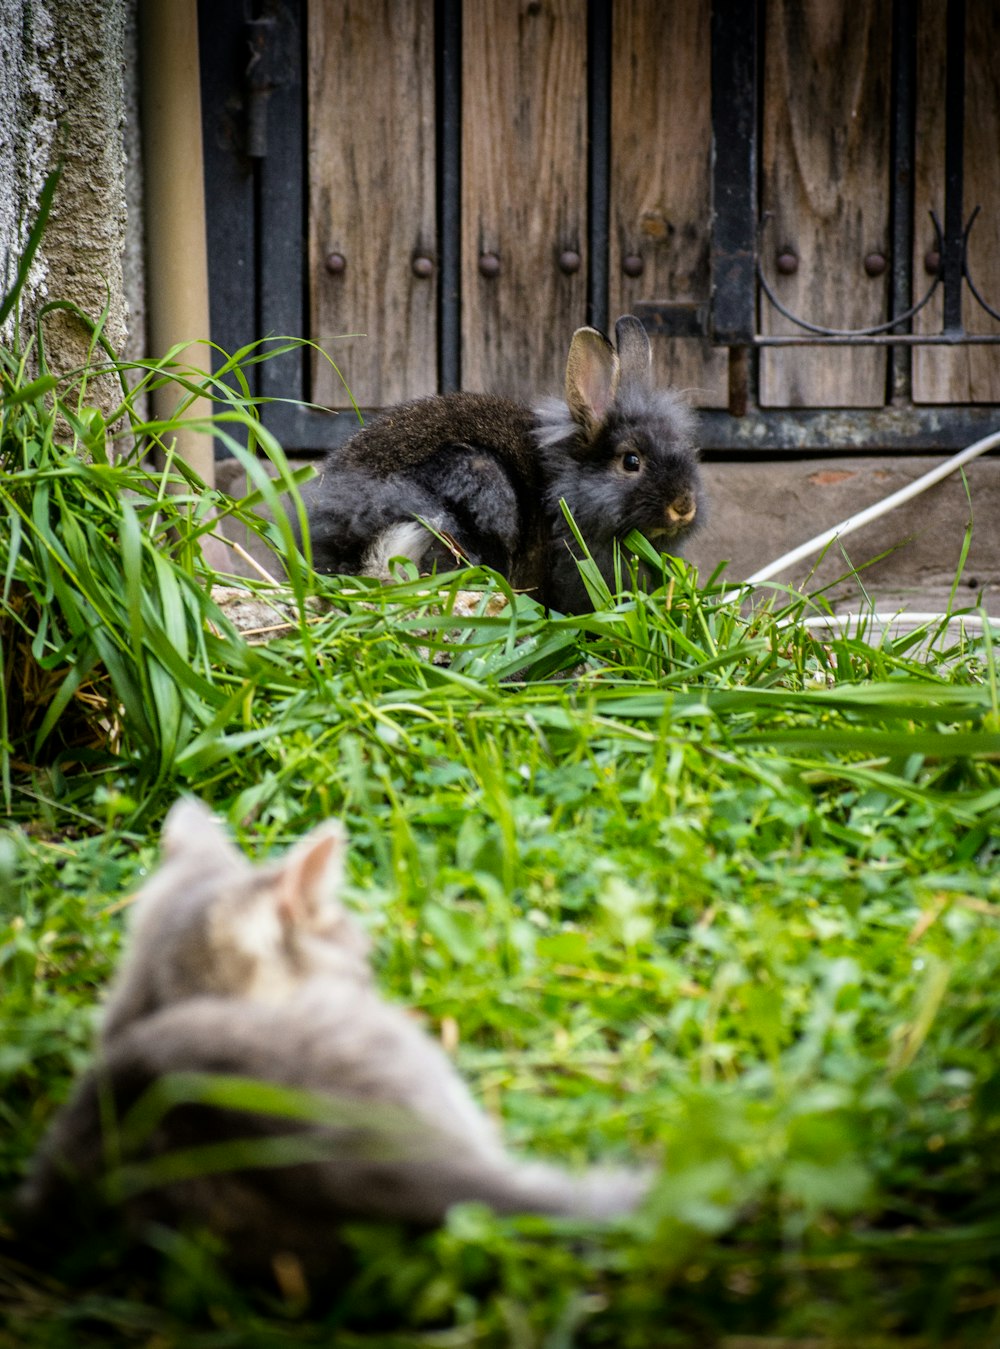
[{"x1": 2, "y1": 246, "x2": 1000, "y2": 1340}]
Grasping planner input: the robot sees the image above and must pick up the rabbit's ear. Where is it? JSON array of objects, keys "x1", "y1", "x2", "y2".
[
  {"x1": 614, "y1": 316, "x2": 652, "y2": 388},
  {"x1": 565, "y1": 327, "x2": 619, "y2": 433}
]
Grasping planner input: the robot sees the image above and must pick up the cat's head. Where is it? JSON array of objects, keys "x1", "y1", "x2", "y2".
[{"x1": 102, "y1": 800, "x2": 371, "y2": 1038}]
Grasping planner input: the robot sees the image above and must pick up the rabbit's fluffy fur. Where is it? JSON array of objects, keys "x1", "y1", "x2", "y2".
[
  {"x1": 18, "y1": 801, "x2": 650, "y2": 1278},
  {"x1": 301, "y1": 316, "x2": 702, "y2": 613}
]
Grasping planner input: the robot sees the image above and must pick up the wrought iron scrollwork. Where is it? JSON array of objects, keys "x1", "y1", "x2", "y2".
[
  {"x1": 757, "y1": 208, "x2": 1000, "y2": 344},
  {"x1": 960, "y1": 207, "x2": 1000, "y2": 324}
]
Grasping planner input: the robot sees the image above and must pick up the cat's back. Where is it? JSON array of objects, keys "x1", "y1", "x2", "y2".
[{"x1": 105, "y1": 980, "x2": 495, "y2": 1147}]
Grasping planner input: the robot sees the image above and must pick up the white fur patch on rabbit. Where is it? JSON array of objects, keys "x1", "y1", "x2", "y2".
[{"x1": 361, "y1": 520, "x2": 438, "y2": 579}]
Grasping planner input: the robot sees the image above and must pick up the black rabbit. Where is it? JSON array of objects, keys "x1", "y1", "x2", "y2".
[{"x1": 300, "y1": 316, "x2": 702, "y2": 613}]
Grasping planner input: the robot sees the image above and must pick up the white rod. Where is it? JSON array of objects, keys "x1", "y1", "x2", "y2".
[
  {"x1": 719, "y1": 427, "x2": 1000, "y2": 605},
  {"x1": 800, "y1": 612, "x2": 997, "y2": 631}
]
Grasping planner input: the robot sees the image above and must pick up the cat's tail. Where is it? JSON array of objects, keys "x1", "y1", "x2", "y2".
[
  {"x1": 482, "y1": 1157, "x2": 654, "y2": 1221},
  {"x1": 410, "y1": 1150, "x2": 653, "y2": 1223}
]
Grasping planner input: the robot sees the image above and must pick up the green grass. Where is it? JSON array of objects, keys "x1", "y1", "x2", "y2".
[{"x1": 2, "y1": 268, "x2": 1000, "y2": 1343}]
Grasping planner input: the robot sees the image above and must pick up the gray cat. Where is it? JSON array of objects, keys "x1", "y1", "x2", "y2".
[
  {"x1": 18, "y1": 800, "x2": 651, "y2": 1276},
  {"x1": 300, "y1": 316, "x2": 702, "y2": 614}
]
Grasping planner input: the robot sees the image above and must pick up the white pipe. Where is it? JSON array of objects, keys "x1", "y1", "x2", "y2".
[
  {"x1": 719, "y1": 428, "x2": 1000, "y2": 607},
  {"x1": 800, "y1": 612, "x2": 996, "y2": 633}
]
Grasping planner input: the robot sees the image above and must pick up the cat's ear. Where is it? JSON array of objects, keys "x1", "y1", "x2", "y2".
[
  {"x1": 275, "y1": 820, "x2": 347, "y2": 927},
  {"x1": 161, "y1": 798, "x2": 237, "y2": 861}
]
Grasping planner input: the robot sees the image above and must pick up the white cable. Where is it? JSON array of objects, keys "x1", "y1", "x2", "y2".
[{"x1": 719, "y1": 427, "x2": 1000, "y2": 609}]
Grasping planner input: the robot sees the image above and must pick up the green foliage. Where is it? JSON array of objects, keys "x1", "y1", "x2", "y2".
[{"x1": 1, "y1": 263, "x2": 1000, "y2": 1341}]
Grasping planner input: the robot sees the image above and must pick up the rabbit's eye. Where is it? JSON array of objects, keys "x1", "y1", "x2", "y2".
[{"x1": 622, "y1": 452, "x2": 642, "y2": 473}]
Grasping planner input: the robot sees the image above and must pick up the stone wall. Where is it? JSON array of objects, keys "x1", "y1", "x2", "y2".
[
  {"x1": 687, "y1": 455, "x2": 1000, "y2": 609},
  {"x1": 0, "y1": 0, "x2": 130, "y2": 381}
]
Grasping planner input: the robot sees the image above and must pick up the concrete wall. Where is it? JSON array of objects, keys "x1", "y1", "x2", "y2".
[
  {"x1": 686, "y1": 455, "x2": 999, "y2": 610},
  {"x1": 0, "y1": 0, "x2": 130, "y2": 383},
  {"x1": 0, "y1": 0, "x2": 56, "y2": 336}
]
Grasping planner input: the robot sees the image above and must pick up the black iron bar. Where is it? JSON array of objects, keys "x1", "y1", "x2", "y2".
[
  {"x1": 257, "y1": 0, "x2": 306, "y2": 408},
  {"x1": 727, "y1": 346, "x2": 749, "y2": 417},
  {"x1": 259, "y1": 396, "x2": 1000, "y2": 454},
  {"x1": 696, "y1": 404, "x2": 1000, "y2": 453},
  {"x1": 942, "y1": 0, "x2": 966, "y2": 333},
  {"x1": 755, "y1": 333, "x2": 1000, "y2": 347},
  {"x1": 198, "y1": 0, "x2": 258, "y2": 426},
  {"x1": 437, "y1": 0, "x2": 461, "y2": 392},
  {"x1": 709, "y1": 0, "x2": 758, "y2": 346},
  {"x1": 888, "y1": 0, "x2": 917, "y2": 403},
  {"x1": 587, "y1": 0, "x2": 611, "y2": 333}
]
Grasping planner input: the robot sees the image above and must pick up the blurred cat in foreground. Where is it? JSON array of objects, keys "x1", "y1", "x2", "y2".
[{"x1": 18, "y1": 800, "x2": 651, "y2": 1278}]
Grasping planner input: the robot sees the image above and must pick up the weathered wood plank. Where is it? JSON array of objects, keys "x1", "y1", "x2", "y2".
[
  {"x1": 461, "y1": 0, "x2": 588, "y2": 396},
  {"x1": 913, "y1": 0, "x2": 1000, "y2": 404},
  {"x1": 759, "y1": 0, "x2": 892, "y2": 408},
  {"x1": 308, "y1": 0, "x2": 437, "y2": 409},
  {"x1": 610, "y1": 0, "x2": 727, "y2": 407}
]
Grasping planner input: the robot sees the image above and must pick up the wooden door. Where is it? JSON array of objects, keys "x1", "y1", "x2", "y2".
[
  {"x1": 912, "y1": 0, "x2": 1000, "y2": 404},
  {"x1": 460, "y1": 0, "x2": 588, "y2": 394},
  {"x1": 308, "y1": 0, "x2": 438, "y2": 411},
  {"x1": 758, "y1": 0, "x2": 893, "y2": 409},
  {"x1": 304, "y1": 0, "x2": 728, "y2": 410},
  {"x1": 610, "y1": 0, "x2": 727, "y2": 404},
  {"x1": 755, "y1": 0, "x2": 1000, "y2": 411},
  {"x1": 200, "y1": 0, "x2": 1000, "y2": 453}
]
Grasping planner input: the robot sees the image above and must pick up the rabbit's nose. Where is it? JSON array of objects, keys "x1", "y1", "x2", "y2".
[{"x1": 665, "y1": 495, "x2": 696, "y2": 527}]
